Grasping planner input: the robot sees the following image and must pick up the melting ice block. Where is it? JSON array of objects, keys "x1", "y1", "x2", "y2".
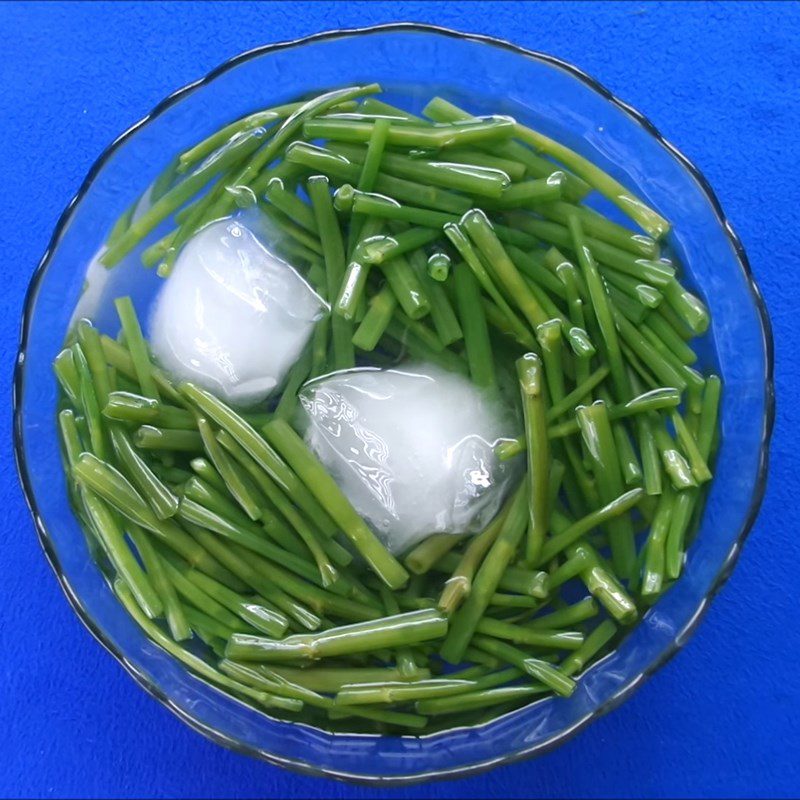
[
  {"x1": 149, "y1": 218, "x2": 325, "y2": 406},
  {"x1": 300, "y1": 364, "x2": 520, "y2": 554}
]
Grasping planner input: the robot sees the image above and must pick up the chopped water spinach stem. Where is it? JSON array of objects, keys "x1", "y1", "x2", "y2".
[{"x1": 56, "y1": 84, "x2": 719, "y2": 733}]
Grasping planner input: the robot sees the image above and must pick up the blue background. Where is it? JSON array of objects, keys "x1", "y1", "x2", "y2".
[{"x1": 1, "y1": 2, "x2": 797, "y2": 797}]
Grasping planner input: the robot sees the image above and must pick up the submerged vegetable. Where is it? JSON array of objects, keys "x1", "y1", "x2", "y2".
[{"x1": 56, "y1": 84, "x2": 719, "y2": 735}]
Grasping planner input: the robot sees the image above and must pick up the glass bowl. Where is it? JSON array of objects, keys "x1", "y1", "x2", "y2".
[{"x1": 13, "y1": 23, "x2": 774, "y2": 784}]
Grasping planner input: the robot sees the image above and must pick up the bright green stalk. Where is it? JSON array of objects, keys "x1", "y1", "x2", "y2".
[
  {"x1": 496, "y1": 365, "x2": 613, "y2": 461},
  {"x1": 534, "y1": 200, "x2": 659, "y2": 258},
  {"x1": 307, "y1": 175, "x2": 354, "y2": 370},
  {"x1": 508, "y1": 215, "x2": 675, "y2": 287},
  {"x1": 537, "y1": 487, "x2": 644, "y2": 565},
  {"x1": 417, "y1": 684, "x2": 542, "y2": 716},
  {"x1": 133, "y1": 426, "x2": 203, "y2": 451},
  {"x1": 471, "y1": 636, "x2": 576, "y2": 697},
  {"x1": 265, "y1": 178, "x2": 318, "y2": 234},
  {"x1": 346, "y1": 117, "x2": 391, "y2": 251},
  {"x1": 358, "y1": 226, "x2": 441, "y2": 265},
  {"x1": 352, "y1": 284, "x2": 397, "y2": 350},
  {"x1": 461, "y1": 209, "x2": 549, "y2": 330},
  {"x1": 73, "y1": 343, "x2": 108, "y2": 459},
  {"x1": 161, "y1": 557, "x2": 248, "y2": 631},
  {"x1": 641, "y1": 484, "x2": 676, "y2": 598},
  {"x1": 421, "y1": 96, "x2": 591, "y2": 201},
  {"x1": 696, "y1": 375, "x2": 722, "y2": 463},
  {"x1": 223, "y1": 539, "x2": 376, "y2": 624},
  {"x1": 114, "y1": 297, "x2": 159, "y2": 400},
  {"x1": 176, "y1": 101, "x2": 305, "y2": 172},
  {"x1": 567, "y1": 542, "x2": 638, "y2": 624},
  {"x1": 613, "y1": 418, "x2": 643, "y2": 486},
  {"x1": 274, "y1": 345, "x2": 312, "y2": 422},
  {"x1": 603, "y1": 268, "x2": 663, "y2": 309},
  {"x1": 227, "y1": 609, "x2": 447, "y2": 662},
  {"x1": 433, "y1": 552, "x2": 550, "y2": 598},
  {"x1": 405, "y1": 534, "x2": 464, "y2": 575},
  {"x1": 197, "y1": 417, "x2": 263, "y2": 522},
  {"x1": 72, "y1": 453, "x2": 244, "y2": 590},
  {"x1": 127, "y1": 523, "x2": 191, "y2": 640},
  {"x1": 406, "y1": 247, "x2": 463, "y2": 346},
  {"x1": 54, "y1": 347, "x2": 81, "y2": 406},
  {"x1": 440, "y1": 484, "x2": 528, "y2": 664},
  {"x1": 102, "y1": 392, "x2": 195, "y2": 429},
  {"x1": 58, "y1": 409, "x2": 84, "y2": 472},
  {"x1": 427, "y1": 252, "x2": 451, "y2": 282},
  {"x1": 661, "y1": 278, "x2": 710, "y2": 335},
  {"x1": 561, "y1": 619, "x2": 618, "y2": 676},
  {"x1": 179, "y1": 382, "x2": 337, "y2": 536},
  {"x1": 568, "y1": 214, "x2": 631, "y2": 401},
  {"x1": 576, "y1": 402, "x2": 637, "y2": 578},
  {"x1": 486, "y1": 176, "x2": 564, "y2": 208},
  {"x1": 262, "y1": 419, "x2": 408, "y2": 590},
  {"x1": 381, "y1": 253, "x2": 431, "y2": 321},
  {"x1": 76, "y1": 321, "x2": 111, "y2": 406},
  {"x1": 82, "y1": 488, "x2": 162, "y2": 618},
  {"x1": 335, "y1": 678, "x2": 476, "y2": 706},
  {"x1": 179, "y1": 560, "x2": 289, "y2": 638},
  {"x1": 266, "y1": 665, "x2": 430, "y2": 693},
  {"x1": 335, "y1": 216, "x2": 383, "y2": 320},
  {"x1": 98, "y1": 335, "x2": 181, "y2": 403},
  {"x1": 671, "y1": 410, "x2": 712, "y2": 483},
  {"x1": 115, "y1": 580, "x2": 297, "y2": 713},
  {"x1": 437, "y1": 501, "x2": 511, "y2": 616},
  {"x1": 211, "y1": 442, "x2": 343, "y2": 570},
  {"x1": 611, "y1": 306, "x2": 688, "y2": 391},
  {"x1": 454, "y1": 262, "x2": 497, "y2": 391},
  {"x1": 547, "y1": 386, "x2": 682, "y2": 440},
  {"x1": 309, "y1": 316, "x2": 331, "y2": 380},
  {"x1": 512, "y1": 123, "x2": 670, "y2": 238},
  {"x1": 635, "y1": 411, "x2": 663, "y2": 496},
  {"x1": 598, "y1": 282, "x2": 648, "y2": 324},
  {"x1": 101, "y1": 129, "x2": 266, "y2": 267},
  {"x1": 304, "y1": 114, "x2": 515, "y2": 149},
  {"x1": 208, "y1": 83, "x2": 381, "y2": 219},
  {"x1": 657, "y1": 300, "x2": 695, "y2": 341},
  {"x1": 175, "y1": 496, "x2": 325, "y2": 587},
  {"x1": 184, "y1": 607, "x2": 235, "y2": 643},
  {"x1": 108, "y1": 425, "x2": 178, "y2": 520},
  {"x1": 517, "y1": 354, "x2": 550, "y2": 564},
  {"x1": 356, "y1": 117, "x2": 391, "y2": 190},
  {"x1": 665, "y1": 375, "x2": 721, "y2": 578},
  {"x1": 554, "y1": 256, "x2": 594, "y2": 388},
  {"x1": 474, "y1": 618, "x2": 584, "y2": 650},
  {"x1": 185, "y1": 524, "x2": 321, "y2": 630},
  {"x1": 435, "y1": 147, "x2": 526, "y2": 181},
  {"x1": 651, "y1": 416, "x2": 697, "y2": 490},
  {"x1": 219, "y1": 660, "x2": 324, "y2": 711},
  {"x1": 444, "y1": 223, "x2": 536, "y2": 350},
  {"x1": 349, "y1": 187, "x2": 456, "y2": 228},
  {"x1": 536, "y1": 318, "x2": 566, "y2": 405},
  {"x1": 286, "y1": 141, "x2": 470, "y2": 214},
  {"x1": 378, "y1": 586, "x2": 422, "y2": 680},
  {"x1": 545, "y1": 550, "x2": 592, "y2": 590},
  {"x1": 328, "y1": 141, "x2": 510, "y2": 197},
  {"x1": 182, "y1": 474, "x2": 252, "y2": 526},
  {"x1": 528, "y1": 597, "x2": 599, "y2": 630}
]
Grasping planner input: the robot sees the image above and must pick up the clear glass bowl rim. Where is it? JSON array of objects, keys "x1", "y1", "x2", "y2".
[{"x1": 12, "y1": 22, "x2": 775, "y2": 786}]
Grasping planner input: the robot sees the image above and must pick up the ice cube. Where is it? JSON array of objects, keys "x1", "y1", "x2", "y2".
[
  {"x1": 300, "y1": 364, "x2": 520, "y2": 554},
  {"x1": 149, "y1": 218, "x2": 325, "y2": 406}
]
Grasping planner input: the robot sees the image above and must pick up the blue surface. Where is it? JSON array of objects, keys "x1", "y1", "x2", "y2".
[{"x1": 1, "y1": 2, "x2": 796, "y2": 797}]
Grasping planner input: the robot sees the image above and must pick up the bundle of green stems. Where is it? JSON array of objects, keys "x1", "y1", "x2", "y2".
[{"x1": 55, "y1": 85, "x2": 720, "y2": 733}]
